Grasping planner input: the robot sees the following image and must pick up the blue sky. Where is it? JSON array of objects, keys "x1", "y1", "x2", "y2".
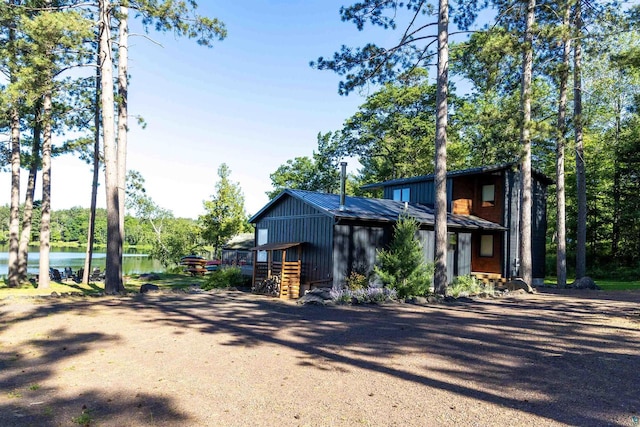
[{"x1": 1, "y1": 1, "x2": 468, "y2": 219}]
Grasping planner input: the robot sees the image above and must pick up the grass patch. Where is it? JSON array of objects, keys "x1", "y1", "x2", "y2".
[
  {"x1": 124, "y1": 273, "x2": 207, "y2": 292},
  {"x1": 29, "y1": 384, "x2": 41, "y2": 391},
  {"x1": 544, "y1": 277, "x2": 640, "y2": 291},
  {"x1": 72, "y1": 408, "x2": 94, "y2": 426},
  {"x1": 7, "y1": 390, "x2": 22, "y2": 399},
  {"x1": 0, "y1": 272, "x2": 207, "y2": 298}
]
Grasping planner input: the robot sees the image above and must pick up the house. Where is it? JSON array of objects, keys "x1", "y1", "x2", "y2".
[
  {"x1": 249, "y1": 163, "x2": 551, "y2": 293},
  {"x1": 221, "y1": 233, "x2": 254, "y2": 277}
]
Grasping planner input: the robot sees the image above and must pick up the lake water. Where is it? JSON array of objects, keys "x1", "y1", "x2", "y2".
[{"x1": 0, "y1": 246, "x2": 164, "y2": 277}]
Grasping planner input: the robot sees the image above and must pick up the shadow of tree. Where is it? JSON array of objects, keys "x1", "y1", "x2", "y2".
[
  {"x1": 124, "y1": 290, "x2": 640, "y2": 426},
  {"x1": 0, "y1": 290, "x2": 638, "y2": 426},
  {"x1": 0, "y1": 301, "x2": 191, "y2": 426}
]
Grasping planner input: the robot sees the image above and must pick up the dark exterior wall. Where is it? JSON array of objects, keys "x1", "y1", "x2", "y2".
[
  {"x1": 253, "y1": 196, "x2": 335, "y2": 283},
  {"x1": 383, "y1": 181, "x2": 435, "y2": 206},
  {"x1": 332, "y1": 222, "x2": 390, "y2": 287},
  {"x1": 532, "y1": 178, "x2": 548, "y2": 279},
  {"x1": 503, "y1": 169, "x2": 548, "y2": 280}
]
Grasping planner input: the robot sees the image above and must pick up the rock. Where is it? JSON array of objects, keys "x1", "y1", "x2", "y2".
[
  {"x1": 506, "y1": 279, "x2": 534, "y2": 293},
  {"x1": 413, "y1": 296, "x2": 428, "y2": 305},
  {"x1": 50, "y1": 292, "x2": 60, "y2": 298},
  {"x1": 570, "y1": 276, "x2": 600, "y2": 290},
  {"x1": 140, "y1": 283, "x2": 160, "y2": 293},
  {"x1": 298, "y1": 287, "x2": 333, "y2": 305}
]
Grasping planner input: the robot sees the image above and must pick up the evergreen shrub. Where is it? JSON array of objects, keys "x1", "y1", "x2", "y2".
[{"x1": 374, "y1": 213, "x2": 433, "y2": 298}]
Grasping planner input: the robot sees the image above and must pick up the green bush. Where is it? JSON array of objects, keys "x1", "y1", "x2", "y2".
[
  {"x1": 202, "y1": 267, "x2": 245, "y2": 290},
  {"x1": 374, "y1": 214, "x2": 433, "y2": 298},
  {"x1": 345, "y1": 271, "x2": 368, "y2": 290},
  {"x1": 447, "y1": 275, "x2": 481, "y2": 297}
]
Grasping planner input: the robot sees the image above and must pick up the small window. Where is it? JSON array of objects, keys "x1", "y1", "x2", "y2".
[
  {"x1": 480, "y1": 235, "x2": 494, "y2": 257},
  {"x1": 393, "y1": 187, "x2": 410, "y2": 202},
  {"x1": 257, "y1": 229, "x2": 268, "y2": 262},
  {"x1": 482, "y1": 184, "x2": 495, "y2": 207}
]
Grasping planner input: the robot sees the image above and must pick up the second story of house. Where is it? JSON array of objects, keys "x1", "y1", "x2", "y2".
[{"x1": 360, "y1": 163, "x2": 553, "y2": 226}]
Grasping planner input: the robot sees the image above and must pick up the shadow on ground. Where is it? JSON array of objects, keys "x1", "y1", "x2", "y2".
[{"x1": 1, "y1": 288, "x2": 639, "y2": 426}]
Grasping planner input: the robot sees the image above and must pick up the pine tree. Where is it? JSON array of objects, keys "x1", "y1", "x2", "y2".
[{"x1": 374, "y1": 214, "x2": 433, "y2": 298}]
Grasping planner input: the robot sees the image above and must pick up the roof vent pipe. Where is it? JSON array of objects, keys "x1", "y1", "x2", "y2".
[{"x1": 339, "y1": 161, "x2": 347, "y2": 211}]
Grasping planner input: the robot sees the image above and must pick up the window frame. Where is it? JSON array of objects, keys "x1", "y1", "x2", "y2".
[
  {"x1": 392, "y1": 187, "x2": 410, "y2": 202},
  {"x1": 481, "y1": 184, "x2": 495, "y2": 207},
  {"x1": 479, "y1": 234, "x2": 494, "y2": 257}
]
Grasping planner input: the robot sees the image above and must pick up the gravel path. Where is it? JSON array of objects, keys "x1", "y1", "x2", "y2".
[{"x1": 1, "y1": 289, "x2": 639, "y2": 426}]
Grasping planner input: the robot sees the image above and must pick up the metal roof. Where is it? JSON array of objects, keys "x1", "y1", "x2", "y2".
[
  {"x1": 360, "y1": 163, "x2": 554, "y2": 190},
  {"x1": 251, "y1": 189, "x2": 506, "y2": 231}
]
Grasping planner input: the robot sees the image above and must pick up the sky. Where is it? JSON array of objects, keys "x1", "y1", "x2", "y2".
[{"x1": 0, "y1": 1, "x2": 463, "y2": 219}]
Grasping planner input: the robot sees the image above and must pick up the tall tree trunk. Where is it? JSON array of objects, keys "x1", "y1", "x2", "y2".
[
  {"x1": 8, "y1": 106, "x2": 21, "y2": 288},
  {"x1": 18, "y1": 102, "x2": 42, "y2": 282},
  {"x1": 38, "y1": 89, "x2": 53, "y2": 289},
  {"x1": 555, "y1": 1, "x2": 571, "y2": 289},
  {"x1": 83, "y1": 50, "x2": 101, "y2": 285},
  {"x1": 7, "y1": 17, "x2": 21, "y2": 288},
  {"x1": 519, "y1": 0, "x2": 536, "y2": 291},
  {"x1": 433, "y1": 0, "x2": 449, "y2": 294},
  {"x1": 117, "y1": 4, "x2": 129, "y2": 249},
  {"x1": 574, "y1": 0, "x2": 586, "y2": 279},
  {"x1": 100, "y1": 0, "x2": 124, "y2": 293}
]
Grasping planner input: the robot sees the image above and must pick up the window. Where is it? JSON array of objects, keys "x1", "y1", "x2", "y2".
[
  {"x1": 481, "y1": 184, "x2": 495, "y2": 207},
  {"x1": 257, "y1": 229, "x2": 268, "y2": 262},
  {"x1": 480, "y1": 234, "x2": 494, "y2": 257},
  {"x1": 392, "y1": 187, "x2": 410, "y2": 202}
]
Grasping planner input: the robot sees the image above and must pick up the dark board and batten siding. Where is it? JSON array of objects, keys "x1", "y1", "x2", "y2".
[
  {"x1": 253, "y1": 195, "x2": 334, "y2": 284},
  {"x1": 332, "y1": 224, "x2": 389, "y2": 287},
  {"x1": 531, "y1": 178, "x2": 548, "y2": 281},
  {"x1": 503, "y1": 169, "x2": 547, "y2": 280},
  {"x1": 383, "y1": 179, "x2": 455, "y2": 210}
]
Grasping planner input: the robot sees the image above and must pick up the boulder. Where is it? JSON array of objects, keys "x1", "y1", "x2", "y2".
[
  {"x1": 297, "y1": 287, "x2": 333, "y2": 305},
  {"x1": 506, "y1": 279, "x2": 534, "y2": 293},
  {"x1": 570, "y1": 276, "x2": 600, "y2": 290},
  {"x1": 140, "y1": 283, "x2": 160, "y2": 293}
]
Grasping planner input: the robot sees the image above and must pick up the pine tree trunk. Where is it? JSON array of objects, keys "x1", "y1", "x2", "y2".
[
  {"x1": 38, "y1": 90, "x2": 53, "y2": 290},
  {"x1": 18, "y1": 103, "x2": 42, "y2": 282},
  {"x1": 117, "y1": 4, "x2": 129, "y2": 248},
  {"x1": 8, "y1": 106, "x2": 21, "y2": 288},
  {"x1": 574, "y1": 0, "x2": 587, "y2": 279},
  {"x1": 100, "y1": 0, "x2": 124, "y2": 293},
  {"x1": 433, "y1": 0, "x2": 449, "y2": 294},
  {"x1": 555, "y1": 1, "x2": 571, "y2": 289},
  {"x1": 519, "y1": 0, "x2": 536, "y2": 291},
  {"x1": 83, "y1": 50, "x2": 101, "y2": 285},
  {"x1": 7, "y1": 20, "x2": 21, "y2": 288}
]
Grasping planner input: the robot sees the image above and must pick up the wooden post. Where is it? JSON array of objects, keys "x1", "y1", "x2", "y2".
[
  {"x1": 267, "y1": 250, "x2": 272, "y2": 279},
  {"x1": 280, "y1": 249, "x2": 287, "y2": 298},
  {"x1": 251, "y1": 250, "x2": 257, "y2": 286}
]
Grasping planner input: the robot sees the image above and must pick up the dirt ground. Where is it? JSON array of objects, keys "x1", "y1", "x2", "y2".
[{"x1": 1, "y1": 288, "x2": 639, "y2": 427}]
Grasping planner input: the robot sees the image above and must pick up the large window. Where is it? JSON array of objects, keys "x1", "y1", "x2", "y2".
[
  {"x1": 393, "y1": 187, "x2": 410, "y2": 202},
  {"x1": 481, "y1": 184, "x2": 495, "y2": 207},
  {"x1": 480, "y1": 234, "x2": 494, "y2": 257}
]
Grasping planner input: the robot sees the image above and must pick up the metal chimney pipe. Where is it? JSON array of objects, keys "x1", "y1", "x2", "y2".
[{"x1": 339, "y1": 162, "x2": 347, "y2": 211}]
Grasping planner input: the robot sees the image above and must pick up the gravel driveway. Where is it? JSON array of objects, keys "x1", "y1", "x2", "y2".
[{"x1": 1, "y1": 288, "x2": 639, "y2": 426}]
